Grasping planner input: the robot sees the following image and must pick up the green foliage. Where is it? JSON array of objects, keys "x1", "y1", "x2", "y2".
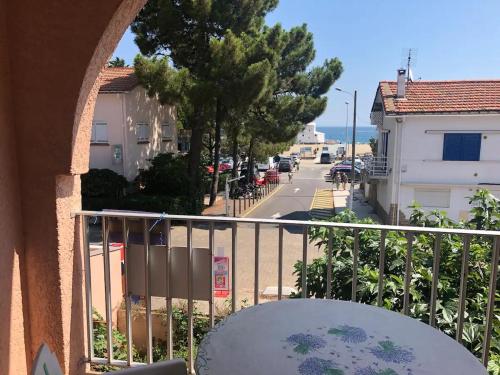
[
  {"x1": 136, "y1": 153, "x2": 206, "y2": 214},
  {"x1": 108, "y1": 57, "x2": 127, "y2": 67},
  {"x1": 369, "y1": 137, "x2": 378, "y2": 156},
  {"x1": 293, "y1": 190, "x2": 500, "y2": 371},
  {"x1": 81, "y1": 169, "x2": 127, "y2": 198},
  {"x1": 92, "y1": 310, "x2": 141, "y2": 372}
]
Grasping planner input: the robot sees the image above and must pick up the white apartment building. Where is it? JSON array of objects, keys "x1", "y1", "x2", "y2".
[
  {"x1": 296, "y1": 122, "x2": 325, "y2": 144},
  {"x1": 90, "y1": 67, "x2": 178, "y2": 180},
  {"x1": 368, "y1": 69, "x2": 500, "y2": 224}
]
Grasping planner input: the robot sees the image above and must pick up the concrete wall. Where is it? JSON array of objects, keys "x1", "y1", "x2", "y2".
[
  {"x1": 90, "y1": 245, "x2": 124, "y2": 325},
  {"x1": 91, "y1": 87, "x2": 177, "y2": 181},
  {"x1": 123, "y1": 86, "x2": 177, "y2": 180},
  {"x1": 376, "y1": 114, "x2": 500, "y2": 222},
  {"x1": 90, "y1": 93, "x2": 125, "y2": 176}
]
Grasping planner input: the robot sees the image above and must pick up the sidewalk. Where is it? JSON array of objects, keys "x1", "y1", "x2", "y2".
[{"x1": 333, "y1": 184, "x2": 380, "y2": 221}]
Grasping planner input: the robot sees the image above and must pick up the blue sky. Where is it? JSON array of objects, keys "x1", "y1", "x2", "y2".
[{"x1": 113, "y1": 0, "x2": 500, "y2": 127}]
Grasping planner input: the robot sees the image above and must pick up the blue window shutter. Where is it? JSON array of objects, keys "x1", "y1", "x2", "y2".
[
  {"x1": 443, "y1": 134, "x2": 461, "y2": 160},
  {"x1": 461, "y1": 133, "x2": 481, "y2": 161},
  {"x1": 443, "y1": 133, "x2": 481, "y2": 161}
]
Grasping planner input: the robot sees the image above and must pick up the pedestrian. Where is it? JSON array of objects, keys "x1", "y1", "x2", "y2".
[
  {"x1": 333, "y1": 171, "x2": 341, "y2": 190},
  {"x1": 288, "y1": 171, "x2": 293, "y2": 184},
  {"x1": 341, "y1": 172, "x2": 348, "y2": 190}
]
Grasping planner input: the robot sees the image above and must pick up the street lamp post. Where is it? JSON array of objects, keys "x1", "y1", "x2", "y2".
[
  {"x1": 335, "y1": 88, "x2": 357, "y2": 210},
  {"x1": 344, "y1": 101, "x2": 349, "y2": 160}
]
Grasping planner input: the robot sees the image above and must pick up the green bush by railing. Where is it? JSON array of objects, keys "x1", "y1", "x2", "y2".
[{"x1": 292, "y1": 189, "x2": 500, "y2": 373}]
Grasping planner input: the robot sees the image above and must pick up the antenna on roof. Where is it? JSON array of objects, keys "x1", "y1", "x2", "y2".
[{"x1": 401, "y1": 48, "x2": 418, "y2": 82}]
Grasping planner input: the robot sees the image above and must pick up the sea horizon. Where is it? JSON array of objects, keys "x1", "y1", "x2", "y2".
[{"x1": 316, "y1": 126, "x2": 377, "y2": 144}]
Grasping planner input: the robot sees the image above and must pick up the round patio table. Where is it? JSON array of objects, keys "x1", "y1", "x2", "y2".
[{"x1": 195, "y1": 299, "x2": 486, "y2": 375}]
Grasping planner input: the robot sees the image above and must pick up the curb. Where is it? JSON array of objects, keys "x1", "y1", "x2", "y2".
[{"x1": 241, "y1": 184, "x2": 284, "y2": 218}]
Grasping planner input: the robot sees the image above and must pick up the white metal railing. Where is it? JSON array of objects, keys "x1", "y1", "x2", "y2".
[
  {"x1": 75, "y1": 211, "x2": 500, "y2": 373},
  {"x1": 366, "y1": 156, "x2": 389, "y2": 177}
]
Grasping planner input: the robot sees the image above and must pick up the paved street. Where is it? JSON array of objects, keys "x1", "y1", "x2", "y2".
[{"x1": 246, "y1": 159, "x2": 333, "y2": 220}]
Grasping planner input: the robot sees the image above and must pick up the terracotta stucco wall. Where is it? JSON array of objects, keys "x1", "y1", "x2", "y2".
[
  {"x1": 0, "y1": 1, "x2": 29, "y2": 373},
  {"x1": 0, "y1": 0, "x2": 147, "y2": 373}
]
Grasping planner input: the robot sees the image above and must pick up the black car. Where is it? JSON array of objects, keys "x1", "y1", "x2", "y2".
[
  {"x1": 278, "y1": 160, "x2": 292, "y2": 172},
  {"x1": 320, "y1": 152, "x2": 332, "y2": 164},
  {"x1": 330, "y1": 165, "x2": 361, "y2": 182}
]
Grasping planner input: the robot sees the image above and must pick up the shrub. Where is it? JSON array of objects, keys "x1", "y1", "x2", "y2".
[
  {"x1": 82, "y1": 169, "x2": 127, "y2": 198},
  {"x1": 292, "y1": 189, "x2": 500, "y2": 372}
]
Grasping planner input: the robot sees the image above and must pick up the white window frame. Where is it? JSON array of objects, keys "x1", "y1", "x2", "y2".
[
  {"x1": 136, "y1": 122, "x2": 150, "y2": 143},
  {"x1": 91, "y1": 121, "x2": 108, "y2": 144},
  {"x1": 161, "y1": 123, "x2": 173, "y2": 141}
]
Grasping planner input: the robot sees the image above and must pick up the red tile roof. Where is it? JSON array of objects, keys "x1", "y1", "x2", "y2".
[
  {"x1": 98, "y1": 67, "x2": 139, "y2": 93},
  {"x1": 378, "y1": 80, "x2": 500, "y2": 115}
]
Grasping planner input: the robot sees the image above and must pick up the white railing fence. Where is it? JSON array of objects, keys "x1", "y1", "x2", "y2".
[{"x1": 76, "y1": 211, "x2": 499, "y2": 373}]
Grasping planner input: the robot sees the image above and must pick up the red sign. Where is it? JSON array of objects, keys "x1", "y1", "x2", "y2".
[{"x1": 213, "y1": 256, "x2": 229, "y2": 297}]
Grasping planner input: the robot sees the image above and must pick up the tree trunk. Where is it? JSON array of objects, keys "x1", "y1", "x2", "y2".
[
  {"x1": 209, "y1": 100, "x2": 223, "y2": 206},
  {"x1": 247, "y1": 136, "x2": 255, "y2": 184},
  {"x1": 187, "y1": 115, "x2": 204, "y2": 213},
  {"x1": 230, "y1": 127, "x2": 239, "y2": 196}
]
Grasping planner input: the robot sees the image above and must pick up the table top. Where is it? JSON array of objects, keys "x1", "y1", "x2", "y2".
[{"x1": 195, "y1": 299, "x2": 486, "y2": 375}]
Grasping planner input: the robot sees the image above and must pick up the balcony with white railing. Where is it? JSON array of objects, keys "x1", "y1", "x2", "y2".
[
  {"x1": 76, "y1": 211, "x2": 500, "y2": 374},
  {"x1": 365, "y1": 156, "x2": 390, "y2": 178}
]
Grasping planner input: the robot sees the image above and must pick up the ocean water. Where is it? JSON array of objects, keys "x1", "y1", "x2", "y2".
[{"x1": 317, "y1": 126, "x2": 377, "y2": 144}]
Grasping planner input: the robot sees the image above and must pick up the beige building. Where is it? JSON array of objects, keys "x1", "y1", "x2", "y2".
[{"x1": 90, "y1": 67, "x2": 178, "y2": 180}]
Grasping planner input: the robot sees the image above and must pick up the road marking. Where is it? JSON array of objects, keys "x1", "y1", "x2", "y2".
[
  {"x1": 309, "y1": 188, "x2": 335, "y2": 220},
  {"x1": 271, "y1": 212, "x2": 281, "y2": 219},
  {"x1": 241, "y1": 184, "x2": 284, "y2": 218},
  {"x1": 294, "y1": 188, "x2": 301, "y2": 193}
]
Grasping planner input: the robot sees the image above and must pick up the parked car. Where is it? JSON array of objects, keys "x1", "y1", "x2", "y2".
[
  {"x1": 278, "y1": 160, "x2": 292, "y2": 172},
  {"x1": 265, "y1": 169, "x2": 280, "y2": 183},
  {"x1": 320, "y1": 152, "x2": 332, "y2": 164},
  {"x1": 338, "y1": 157, "x2": 365, "y2": 169},
  {"x1": 330, "y1": 165, "x2": 361, "y2": 181}
]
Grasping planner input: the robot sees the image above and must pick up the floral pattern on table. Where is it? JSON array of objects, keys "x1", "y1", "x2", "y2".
[
  {"x1": 194, "y1": 302, "x2": 446, "y2": 375},
  {"x1": 287, "y1": 334, "x2": 327, "y2": 354},
  {"x1": 328, "y1": 325, "x2": 368, "y2": 344},
  {"x1": 298, "y1": 357, "x2": 344, "y2": 375},
  {"x1": 281, "y1": 326, "x2": 417, "y2": 375},
  {"x1": 369, "y1": 341, "x2": 415, "y2": 364}
]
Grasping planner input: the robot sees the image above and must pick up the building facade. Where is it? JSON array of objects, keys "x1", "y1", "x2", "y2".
[
  {"x1": 90, "y1": 67, "x2": 178, "y2": 181},
  {"x1": 296, "y1": 122, "x2": 325, "y2": 144},
  {"x1": 369, "y1": 70, "x2": 500, "y2": 223}
]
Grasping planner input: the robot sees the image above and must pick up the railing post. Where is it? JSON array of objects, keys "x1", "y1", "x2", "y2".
[
  {"x1": 326, "y1": 228, "x2": 333, "y2": 299},
  {"x1": 187, "y1": 220, "x2": 194, "y2": 373},
  {"x1": 278, "y1": 224, "x2": 284, "y2": 300},
  {"x1": 482, "y1": 236, "x2": 500, "y2": 366},
  {"x1": 122, "y1": 218, "x2": 133, "y2": 366},
  {"x1": 456, "y1": 235, "x2": 471, "y2": 342},
  {"x1": 429, "y1": 234, "x2": 442, "y2": 327},
  {"x1": 377, "y1": 230, "x2": 387, "y2": 307},
  {"x1": 143, "y1": 219, "x2": 153, "y2": 364},
  {"x1": 231, "y1": 222, "x2": 237, "y2": 313},
  {"x1": 102, "y1": 216, "x2": 113, "y2": 363},
  {"x1": 403, "y1": 232, "x2": 413, "y2": 315},
  {"x1": 301, "y1": 225, "x2": 308, "y2": 298},
  {"x1": 352, "y1": 229, "x2": 360, "y2": 302},
  {"x1": 209, "y1": 222, "x2": 215, "y2": 328},
  {"x1": 82, "y1": 215, "x2": 94, "y2": 362},
  {"x1": 254, "y1": 223, "x2": 260, "y2": 305},
  {"x1": 165, "y1": 219, "x2": 173, "y2": 359}
]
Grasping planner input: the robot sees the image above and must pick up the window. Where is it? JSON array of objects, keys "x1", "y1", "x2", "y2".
[
  {"x1": 90, "y1": 122, "x2": 108, "y2": 143},
  {"x1": 443, "y1": 133, "x2": 481, "y2": 161},
  {"x1": 136, "y1": 123, "x2": 149, "y2": 143},
  {"x1": 414, "y1": 189, "x2": 450, "y2": 208},
  {"x1": 161, "y1": 123, "x2": 173, "y2": 141}
]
